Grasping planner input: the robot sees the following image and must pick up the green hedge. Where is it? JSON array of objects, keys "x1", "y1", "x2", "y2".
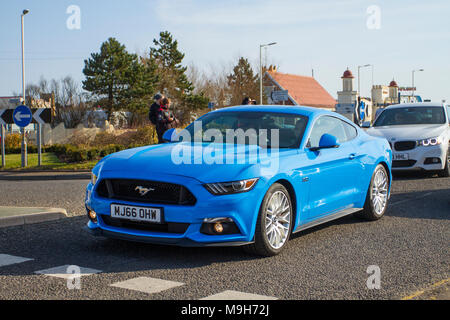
[
  {"x1": 2, "y1": 142, "x2": 148, "y2": 163},
  {"x1": 45, "y1": 144, "x2": 130, "y2": 163}
]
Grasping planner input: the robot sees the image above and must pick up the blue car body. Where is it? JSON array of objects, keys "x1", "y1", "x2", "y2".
[{"x1": 85, "y1": 106, "x2": 392, "y2": 247}]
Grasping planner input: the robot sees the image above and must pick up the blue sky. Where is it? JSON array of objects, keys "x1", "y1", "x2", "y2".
[{"x1": 1, "y1": 0, "x2": 449, "y2": 102}]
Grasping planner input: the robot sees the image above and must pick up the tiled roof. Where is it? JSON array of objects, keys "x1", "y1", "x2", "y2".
[{"x1": 267, "y1": 71, "x2": 337, "y2": 109}]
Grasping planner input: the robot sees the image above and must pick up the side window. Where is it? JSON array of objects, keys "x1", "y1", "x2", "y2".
[
  {"x1": 308, "y1": 116, "x2": 348, "y2": 148},
  {"x1": 342, "y1": 121, "x2": 358, "y2": 141}
]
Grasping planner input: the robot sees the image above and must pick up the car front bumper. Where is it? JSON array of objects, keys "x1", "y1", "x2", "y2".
[
  {"x1": 84, "y1": 171, "x2": 266, "y2": 247},
  {"x1": 392, "y1": 144, "x2": 448, "y2": 171}
]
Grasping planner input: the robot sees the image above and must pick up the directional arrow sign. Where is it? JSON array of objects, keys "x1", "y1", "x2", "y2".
[
  {"x1": 32, "y1": 108, "x2": 52, "y2": 124},
  {"x1": 13, "y1": 105, "x2": 32, "y2": 128},
  {"x1": 0, "y1": 109, "x2": 7, "y2": 126}
]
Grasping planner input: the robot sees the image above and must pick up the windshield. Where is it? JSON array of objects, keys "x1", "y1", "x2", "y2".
[
  {"x1": 181, "y1": 111, "x2": 309, "y2": 149},
  {"x1": 373, "y1": 106, "x2": 446, "y2": 127}
]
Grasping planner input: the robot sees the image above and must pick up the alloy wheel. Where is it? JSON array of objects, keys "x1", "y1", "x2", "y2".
[
  {"x1": 371, "y1": 167, "x2": 388, "y2": 215},
  {"x1": 265, "y1": 191, "x2": 291, "y2": 249}
]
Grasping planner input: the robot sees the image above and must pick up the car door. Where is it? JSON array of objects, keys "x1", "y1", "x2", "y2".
[{"x1": 303, "y1": 116, "x2": 361, "y2": 220}]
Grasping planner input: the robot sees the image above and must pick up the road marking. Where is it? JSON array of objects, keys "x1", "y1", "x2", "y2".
[
  {"x1": 34, "y1": 265, "x2": 101, "y2": 279},
  {"x1": 401, "y1": 278, "x2": 450, "y2": 300},
  {"x1": 110, "y1": 276, "x2": 184, "y2": 294},
  {"x1": 201, "y1": 290, "x2": 278, "y2": 300},
  {"x1": 0, "y1": 254, "x2": 33, "y2": 267}
]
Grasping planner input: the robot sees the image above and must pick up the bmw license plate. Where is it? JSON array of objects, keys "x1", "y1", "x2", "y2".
[
  {"x1": 110, "y1": 204, "x2": 162, "y2": 223},
  {"x1": 393, "y1": 153, "x2": 409, "y2": 160}
]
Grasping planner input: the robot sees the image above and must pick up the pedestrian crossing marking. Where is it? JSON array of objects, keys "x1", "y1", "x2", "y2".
[
  {"x1": 0, "y1": 254, "x2": 33, "y2": 267},
  {"x1": 111, "y1": 276, "x2": 184, "y2": 294},
  {"x1": 201, "y1": 290, "x2": 278, "y2": 300},
  {"x1": 34, "y1": 265, "x2": 101, "y2": 279}
]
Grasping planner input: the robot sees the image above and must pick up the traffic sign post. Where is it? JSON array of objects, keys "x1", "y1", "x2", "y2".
[
  {"x1": 0, "y1": 107, "x2": 52, "y2": 168},
  {"x1": 1, "y1": 124, "x2": 5, "y2": 168},
  {"x1": 32, "y1": 108, "x2": 50, "y2": 167},
  {"x1": 0, "y1": 109, "x2": 6, "y2": 167},
  {"x1": 13, "y1": 105, "x2": 32, "y2": 168}
]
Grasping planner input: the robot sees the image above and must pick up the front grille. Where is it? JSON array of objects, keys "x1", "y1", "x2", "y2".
[
  {"x1": 101, "y1": 215, "x2": 189, "y2": 234},
  {"x1": 394, "y1": 141, "x2": 417, "y2": 151},
  {"x1": 96, "y1": 179, "x2": 196, "y2": 206},
  {"x1": 392, "y1": 160, "x2": 417, "y2": 168}
]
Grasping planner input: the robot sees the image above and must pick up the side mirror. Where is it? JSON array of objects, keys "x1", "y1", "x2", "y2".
[
  {"x1": 362, "y1": 121, "x2": 371, "y2": 128},
  {"x1": 310, "y1": 134, "x2": 340, "y2": 151},
  {"x1": 162, "y1": 128, "x2": 177, "y2": 143}
]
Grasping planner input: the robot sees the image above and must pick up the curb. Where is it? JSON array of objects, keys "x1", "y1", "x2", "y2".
[
  {"x1": 0, "y1": 173, "x2": 90, "y2": 181},
  {"x1": 0, "y1": 208, "x2": 68, "y2": 228}
]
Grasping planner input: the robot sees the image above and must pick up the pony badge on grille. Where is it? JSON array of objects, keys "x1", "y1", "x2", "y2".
[{"x1": 135, "y1": 186, "x2": 155, "y2": 196}]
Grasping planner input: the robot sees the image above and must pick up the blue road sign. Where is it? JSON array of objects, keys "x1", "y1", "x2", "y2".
[
  {"x1": 13, "y1": 105, "x2": 33, "y2": 128},
  {"x1": 359, "y1": 101, "x2": 366, "y2": 122}
]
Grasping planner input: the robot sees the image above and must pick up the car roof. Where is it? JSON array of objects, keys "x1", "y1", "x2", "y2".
[
  {"x1": 385, "y1": 102, "x2": 444, "y2": 109},
  {"x1": 211, "y1": 105, "x2": 332, "y2": 117}
]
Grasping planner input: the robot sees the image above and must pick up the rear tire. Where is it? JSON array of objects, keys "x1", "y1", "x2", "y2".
[
  {"x1": 357, "y1": 164, "x2": 389, "y2": 221},
  {"x1": 437, "y1": 153, "x2": 450, "y2": 178},
  {"x1": 244, "y1": 183, "x2": 293, "y2": 256}
]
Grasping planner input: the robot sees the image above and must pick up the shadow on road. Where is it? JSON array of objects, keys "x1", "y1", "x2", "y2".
[{"x1": 392, "y1": 170, "x2": 443, "y2": 181}]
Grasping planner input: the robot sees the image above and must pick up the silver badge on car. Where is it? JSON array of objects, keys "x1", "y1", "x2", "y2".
[{"x1": 135, "y1": 186, "x2": 155, "y2": 196}]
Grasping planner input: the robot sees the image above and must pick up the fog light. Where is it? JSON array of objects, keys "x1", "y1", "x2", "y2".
[
  {"x1": 424, "y1": 157, "x2": 441, "y2": 165},
  {"x1": 88, "y1": 210, "x2": 97, "y2": 222},
  {"x1": 213, "y1": 222, "x2": 224, "y2": 234},
  {"x1": 200, "y1": 217, "x2": 240, "y2": 235}
]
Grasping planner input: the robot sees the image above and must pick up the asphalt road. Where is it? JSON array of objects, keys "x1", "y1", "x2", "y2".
[{"x1": 0, "y1": 173, "x2": 448, "y2": 300}]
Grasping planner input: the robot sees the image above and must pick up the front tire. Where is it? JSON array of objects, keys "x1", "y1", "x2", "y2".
[
  {"x1": 357, "y1": 164, "x2": 389, "y2": 221},
  {"x1": 244, "y1": 183, "x2": 293, "y2": 256}
]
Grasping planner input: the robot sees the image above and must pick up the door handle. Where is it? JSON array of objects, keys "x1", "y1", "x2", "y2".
[{"x1": 349, "y1": 153, "x2": 357, "y2": 160}]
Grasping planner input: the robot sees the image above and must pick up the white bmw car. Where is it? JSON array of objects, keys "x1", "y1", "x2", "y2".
[{"x1": 364, "y1": 103, "x2": 449, "y2": 177}]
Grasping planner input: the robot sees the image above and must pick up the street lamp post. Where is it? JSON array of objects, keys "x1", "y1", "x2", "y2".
[
  {"x1": 412, "y1": 69, "x2": 424, "y2": 99},
  {"x1": 21, "y1": 9, "x2": 29, "y2": 168},
  {"x1": 357, "y1": 64, "x2": 371, "y2": 97},
  {"x1": 260, "y1": 42, "x2": 276, "y2": 105}
]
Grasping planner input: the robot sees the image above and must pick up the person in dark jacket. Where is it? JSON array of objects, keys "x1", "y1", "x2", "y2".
[
  {"x1": 149, "y1": 94, "x2": 164, "y2": 125},
  {"x1": 242, "y1": 97, "x2": 257, "y2": 105},
  {"x1": 156, "y1": 98, "x2": 177, "y2": 143}
]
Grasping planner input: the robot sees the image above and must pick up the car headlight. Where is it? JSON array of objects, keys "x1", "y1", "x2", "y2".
[
  {"x1": 418, "y1": 136, "x2": 442, "y2": 147},
  {"x1": 204, "y1": 178, "x2": 259, "y2": 195},
  {"x1": 91, "y1": 172, "x2": 98, "y2": 186}
]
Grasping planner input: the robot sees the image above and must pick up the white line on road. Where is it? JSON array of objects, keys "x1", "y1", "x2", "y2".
[
  {"x1": 201, "y1": 290, "x2": 278, "y2": 300},
  {"x1": 34, "y1": 265, "x2": 101, "y2": 279},
  {"x1": 110, "y1": 276, "x2": 184, "y2": 294},
  {"x1": 0, "y1": 254, "x2": 33, "y2": 267}
]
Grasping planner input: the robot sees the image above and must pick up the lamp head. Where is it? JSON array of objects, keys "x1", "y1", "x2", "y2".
[{"x1": 22, "y1": 9, "x2": 29, "y2": 15}]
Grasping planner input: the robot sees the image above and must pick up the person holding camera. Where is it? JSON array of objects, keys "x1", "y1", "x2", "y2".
[{"x1": 156, "y1": 97, "x2": 178, "y2": 143}]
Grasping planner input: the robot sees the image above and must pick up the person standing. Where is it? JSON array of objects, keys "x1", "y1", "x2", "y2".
[
  {"x1": 149, "y1": 94, "x2": 164, "y2": 126},
  {"x1": 156, "y1": 98, "x2": 177, "y2": 143}
]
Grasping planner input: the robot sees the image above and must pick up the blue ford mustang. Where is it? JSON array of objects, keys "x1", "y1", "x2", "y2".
[{"x1": 85, "y1": 106, "x2": 392, "y2": 256}]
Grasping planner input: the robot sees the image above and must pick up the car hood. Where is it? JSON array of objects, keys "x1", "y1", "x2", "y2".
[
  {"x1": 366, "y1": 124, "x2": 447, "y2": 141},
  {"x1": 97, "y1": 142, "x2": 281, "y2": 183}
]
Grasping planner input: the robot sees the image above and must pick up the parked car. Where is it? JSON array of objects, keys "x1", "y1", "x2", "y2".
[
  {"x1": 364, "y1": 103, "x2": 449, "y2": 177},
  {"x1": 85, "y1": 105, "x2": 392, "y2": 256}
]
